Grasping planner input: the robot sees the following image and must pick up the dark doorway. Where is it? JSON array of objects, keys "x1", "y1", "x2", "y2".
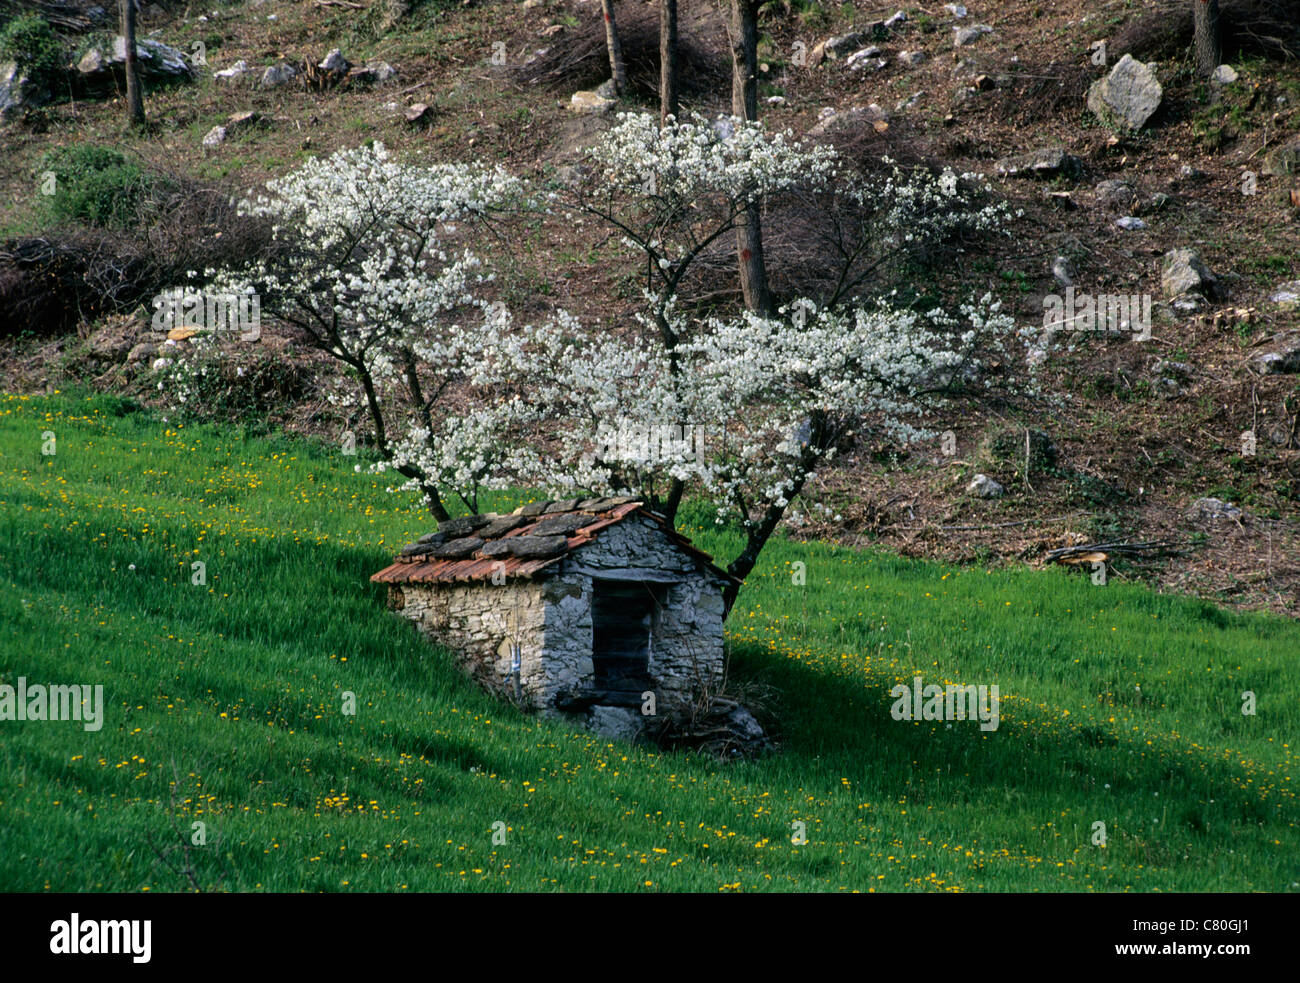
[{"x1": 590, "y1": 580, "x2": 665, "y2": 702}]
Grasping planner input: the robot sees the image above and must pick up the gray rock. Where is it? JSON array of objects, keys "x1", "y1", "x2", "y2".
[
  {"x1": 945, "y1": 3, "x2": 967, "y2": 16},
  {"x1": 505, "y1": 535, "x2": 568, "y2": 558},
  {"x1": 1253, "y1": 352, "x2": 1300, "y2": 374},
  {"x1": 1052, "y1": 255, "x2": 1075, "y2": 286},
  {"x1": 845, "y1": 47, "x2": 885, "y2": 72},
  {"x1": 1270, "y1": 281, "x2": 1300, "y2": 310},
  {"x1": 1153, "y1": 359, "x2": 1193, "y2": 381},
  {"x1": 437, "y1": 514, "x2": 496, "y2": 538},
  {"x1": 532, "y1": 514, "x2": 591, "y2": 537},
  {"x1": 724, "y1": 704, "x2": 767, "y2": 744},
  {"x1": 353, "y1": 60, "x2": 396, "y2": 84},
  {"x1": 1094, "y1": 179, "x2": 1136, "y2": 211},
  {"x1": 1187, "y1": 497, "x2": 1243, "y2": 523},
  {"x1": 895, "y1": 91, "x2": 924, "y2": 112},
  {"x1": 1161, "y1": 248, "x2": 1217, "y2": 299},
  {"x1": 807, "y1": 104, "x2": 888, "y2": 139},
  {"x1": 429, "y1": 536, "x2": 486, "y2": 558},
  {"x1": 898, "y1": 50, "x2": 926, "y2": 66},
  {"x1": 404, "y1": 102, "x2": 433, "y2": 123},
  {"x1": 77, "y1": 36, "x2": 193, "y2": 82},
  {"x1": 0, "y1": 61, "x2": 46, "y2": 118},
  {"x1": 570, "y1": 89, "x2": 615, "y2": 113},
  {"x1": 1251, "y1": 335, "x2": 1300, "y2": 374},
  {"x1": 214, "y1": 60, "x2": 249, "y2": 80},
  {"x1": 124, "y1": 37, "x2": 191, "y2": 77},
  {"x1": 478, "y1": 514, "x2": 529, "y2": 538},
  {"x1": 259, "y1": 62, "x2": 297, "y2": 88},
  {"x1": 319, "y1": 49, "x2": 350, "y2": 74},
  {"x1": 544, "y1": 498, "x2": 584, "y2": 513},
  {"x1": 967, "y1": 473, "x2": 1005, "y2": 498},
  {"x1": 202, "y1": 125, "x2": 227, "y2": 146},
  {"x1": 1152, "y1": 359, "x2": 1193, "y2": 394},
  {"x1": 995, "y1": 147, "x2": 1083, "y2": 180},
  {"x1": 126, "y1": 341, "x2": 158, "y2": 364},
  {"x1": 1115, "y1": 215, "x2": 1147, "y2": 230},
  {"x1": 399, "y1": 542, "x2": 440, "y2": 558},
  {"x1": 813, "y1": 31, "x2": 872, "y2": 65},
  {"x1": 1262, "y1": 137, "x2": 1300, "y2": 178},
  {"x1": 1087, "y1": 54, "x2": 1162, "y2": 131},
  {"x1": 884, "y1": 10, "x2": 907, "y2": 28},
  {"x1": 1137, "y1": 191, "x2": 1173, "y2": 215},
  {"x1": 954, "y1": 24, "x2": 993, "y2": 46},
  {"x1": 1211, "y1": 63, "x2": 1238, "y2": 84},
  {"x1": 213, "y1": 60, "x2": 251, "y2": 80},
  {"x1": 594, "y1": 78, "x2": 618, "y2": 100},
  {"x1": 588, "y1": 706, "x2": 643, "y2": 742}
]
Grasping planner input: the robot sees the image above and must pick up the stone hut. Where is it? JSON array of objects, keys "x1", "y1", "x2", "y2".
[{"x1": 371, "y1": 497, "x2": 735, "y2": 734}]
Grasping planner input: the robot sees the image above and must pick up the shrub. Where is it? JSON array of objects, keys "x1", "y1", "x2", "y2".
[
  {"x1": 0, "y1": 14, "x2": 65, "y2": 91},
  {"x1": 986, "y1": 428, "x2": 1059, "y2": 473},
  {"x1": 153, "y1": 333, "x2": 315, "y2": 426},
  {"x1": 3, "y1": 155, "x2": 276, "y2": 337},
  {"x1": 37, "y1": 144, "x2": 156, "y2": 228}
]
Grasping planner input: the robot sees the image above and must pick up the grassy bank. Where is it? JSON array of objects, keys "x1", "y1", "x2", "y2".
[{"x1": 0, "y1": 393, "x2": 1295, "y2": 891}]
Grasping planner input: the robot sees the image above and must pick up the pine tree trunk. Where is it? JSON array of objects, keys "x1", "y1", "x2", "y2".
[
  {"x1": 1193, "y1": 0, "x2": 1221, "y2": 78},
  {"x1": 659, "y1": 0, "x2": 678, "y2": 125},
  {"x1": 729, "y1": 0, "x2": 772, "y2": 315},
  {"x1": 601, "y1": 0, "x2": 629, "y2": 96},
  {"x1": 121, "y1": 0, "x2": 144, "y2": 126}
]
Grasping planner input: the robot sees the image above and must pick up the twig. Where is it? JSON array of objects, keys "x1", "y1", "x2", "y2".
[
  {"x1": 1045, "y1": 539, "x2": 1188, "y2": 563},
  {"x1": 1024, "y1": 427, "x2": 1035, "y2": 493},
  {"x1": 896, "y1": 512, "x2": 1086, "y2": 531},
  {"x1": 400, "y1": 75, "x2": 438, "y2": 95}
]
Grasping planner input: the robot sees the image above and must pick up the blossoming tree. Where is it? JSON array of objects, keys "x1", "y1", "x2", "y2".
[
  {"x1": 168, "y1": 120, "x2": 1039, "y2": 615},
  {"x1": 187, "y1": 142, "x2": 526, "y2": 520},
  {"x1": 520, "y1": 113, "x2": 1038, "y2": 611}
]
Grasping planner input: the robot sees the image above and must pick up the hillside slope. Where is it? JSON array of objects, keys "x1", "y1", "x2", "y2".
[
  {"x1": 2, "y1": 0, "x2": 1298, "y2": 615},
  {"x1": 0, "y1": 393, "x2": 1294, "y2": 891}
]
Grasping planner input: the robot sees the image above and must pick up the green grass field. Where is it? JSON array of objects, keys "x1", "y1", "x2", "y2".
[{"x1": 0, "y1": 392, "x2": 1295, "y2": 892}]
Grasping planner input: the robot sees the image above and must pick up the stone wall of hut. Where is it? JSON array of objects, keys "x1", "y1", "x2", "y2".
[{"x1": 389, "y1": 516, "x2": 727, "y2": 715}]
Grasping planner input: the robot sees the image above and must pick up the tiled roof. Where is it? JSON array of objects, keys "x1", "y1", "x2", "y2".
[{"x1": 370, "y1": 496, "x2": 735, "y2": 586}]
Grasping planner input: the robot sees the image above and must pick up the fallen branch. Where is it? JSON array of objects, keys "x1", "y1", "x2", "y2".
[
  {"x1": 1045, "y1": 539, "x2": 1188, "y2": 564},
  {"x1": 896, "y1": 512, "x2": 1086, "y2": 532}
]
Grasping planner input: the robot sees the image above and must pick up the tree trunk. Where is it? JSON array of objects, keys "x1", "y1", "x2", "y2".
[
  {"x1": 729, "y1": 0, "x2": 772, "y2": 315},
  {"x1": 1193, "y1": 0, "x2": 1221, "y2": 78},
  {"x1": 720, "y1": 411, "x2": 829, "y2": 616},
  {"x1": 659, "y1": 0, "x2": 678, "y2": 125},
  {"x1": 601, "y1": 0, "x2": 629, "y2": 96},
  {"x1": 121, "y1": 0, "x2": 145, "y2": 126}
]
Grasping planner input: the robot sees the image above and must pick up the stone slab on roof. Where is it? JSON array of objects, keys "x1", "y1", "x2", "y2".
[{"x1": 370, "y1": 497, "x2": 735, "y2": 586}]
